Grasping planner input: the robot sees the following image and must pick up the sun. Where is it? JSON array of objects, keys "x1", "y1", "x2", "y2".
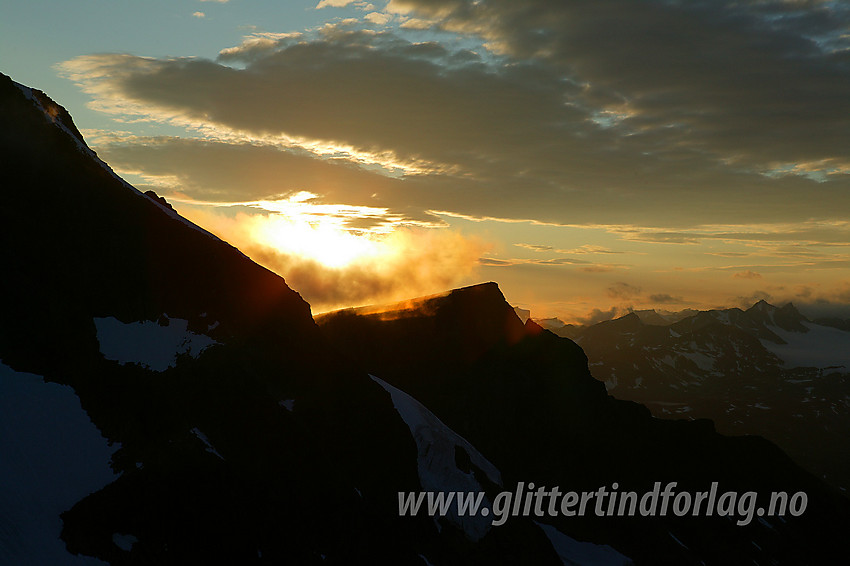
[
  {"x1": 178, "y1": 192, "x2": 399, "y2": 269},
  {"x1": 245, "y1": 192, "x2": 399, "y2": 268},
  {"x1": 254, "y1": 215, "x2": 381, "y2": 268}
]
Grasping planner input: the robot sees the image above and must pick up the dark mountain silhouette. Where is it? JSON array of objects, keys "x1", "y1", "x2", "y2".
[
  {"x1": 2, "y1": 71, "x2": 849, "y2": 564},
  {"x1": 318, "y1": 288, "x2": 850, "y2": 564},
  {"x1": 0, "y1": 72, "x2": 569, "y2": 565}
]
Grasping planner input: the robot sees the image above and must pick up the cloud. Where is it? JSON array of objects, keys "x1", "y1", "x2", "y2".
[
  {"x1": 192, "y1": 12, "x2": 205, "y2": 18},
  {"x1": 733, "y1": 270, "x2": 762, "y2": 279},
  {"x1": 731, "y1": 290, "x2": 774, "y2": 308},
  {"x1": 577, "y1": 306, "x2": 631, "y2": 325},
  {"x1": 516, "y1": 243, "x2": 621, "y2": 254},
  {"x1": 178, "y1": 206, "x2": 489, "y2": 311},
  {"x1": 400, "y1": 18, "x2": 434, "y2": 30},
  {"x1": 57, "y1": 4, "x2": 850, "y2": 231},
  {"x1": 619, "y1": 231, "x2": 702, "y2": 245},
  {"x1": 563, "y1": 245, "x2": 621, "y2": 255},
  {"x1": 387, "y1": 0, "x2": 850, "y2": 173},
  {"x1": 364, "y1": 12, "x2": 392, "y2": 25},
  {"x1": 532, "y1": 258, "x2": 590, "y2": 266},
  {"x1": 317, "y1": 0, "x2": 357, "y2": 8},
  {"x1": 648, "y1": 293, "x2": 683, "y2": 304},
  {"x1": 515, "y1": 243, "x2": 554, "y2": 252},
  {"x1": 478, "y1": 257, "x2": 514, "y2": 267},
  {"x1": 90, "y1": 136, "x2": 419, "y2": 210},
  {"x1": 607, "y1": 282, "x2": 641, "y2": 300}
]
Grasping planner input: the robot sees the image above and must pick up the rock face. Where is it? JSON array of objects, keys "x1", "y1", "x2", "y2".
[{"x1": 2, "y1": 72, "x2": 849, "y2": 565}]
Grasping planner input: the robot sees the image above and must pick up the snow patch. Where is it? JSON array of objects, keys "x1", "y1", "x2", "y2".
[
  {"x1": 370, "y1": 375, "x2": 501, "y2": 541},
  {"x1": 112, "y1": 533, "x2": 138, "y2": 552},
  {"x1": 669, "y1": 531, "x2": 688, "y2": 549},
  {"x1": 678, "y1": 351, "x2": 715, "y2": 372},
  {"x1": 0, "y1": 362, "x2": 115, "y2": 565},
  {"x1": 191, "y1": 428, "x2": 224, "y2": 460},
  {"x1": 95, "y1": 316, "x2": 219, "y2": 372},
  {"x1": 760, "y1": 321, "x2": 850, "y2": 370},
  {"x1": 536, "y1": 522, "x2": 632, "y2": 565},
  {"x1": 711, "y1": 311, "x2": 731, "y2": 325}
]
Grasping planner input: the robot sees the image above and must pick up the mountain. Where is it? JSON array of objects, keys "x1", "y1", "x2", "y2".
[
  {"x1": 570, "y1": 300, "x2": 850, "y2": 492},
  {"x1": 1, "y1": 72, "x2": 450, "y2": 564},
  {"x1": 318, "y1": 288, "x2": 850, "y2": 564},
  {"x1": 3, "y1": 71, "x2": 850, "y2": 565},
  {"x1": 622, "y1": 310, "x2": 668, "y2": 326},
  {"x1": 0, "y1": 72, "x2": 571, "y2": 565}
]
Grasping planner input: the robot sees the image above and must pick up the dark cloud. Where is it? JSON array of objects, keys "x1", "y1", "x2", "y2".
[
  {"x1": 390, "y1": 0, "x2": 850, "y2": 169},
  {"x1": 93, "y1": 136, "x2": 447, "y2": 225},
  {"x1": 607, "y1": 282, "x2": 641, "y2": 300},
  {"x1": 621, "y1": 231, "x2": 703, "y2": 244},
  {"x1": 97, "y1": 137, "x2": 401, "y2": 202},
  {"x1": 60, "y1": 5, "x2": 850, "y2": 228},
  {"x1": 648, "y1": 293, "x2": 683, "y2": 304},
  {"x1": 478, "y1": 257, "x2": 513, "y2": 266}
]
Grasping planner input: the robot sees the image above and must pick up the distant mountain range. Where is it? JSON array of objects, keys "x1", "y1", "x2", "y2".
[
  {"x1": 2, "y1": 71, "x2": 849, "y2": 565},
  {"x1": 534, "y1": 302, "x2": 850, "y2": 493}
]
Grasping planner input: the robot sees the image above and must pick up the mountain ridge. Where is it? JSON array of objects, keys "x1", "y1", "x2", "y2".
[
  {"x1": 557, "y1": 297, "x2": 850, "y2": 493},
  {"x1": 3, "y1": 71, "x2": 850, "y2": 565}
]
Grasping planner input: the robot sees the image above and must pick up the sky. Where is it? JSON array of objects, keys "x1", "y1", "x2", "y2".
[{"x1": 3, "y1": 0, "x2": 850, "y2": 323}]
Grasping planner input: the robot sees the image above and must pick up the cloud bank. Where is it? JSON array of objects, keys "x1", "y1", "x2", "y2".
[{"x1": 58, "y1": 2, "x2": 850, "y2": 229}]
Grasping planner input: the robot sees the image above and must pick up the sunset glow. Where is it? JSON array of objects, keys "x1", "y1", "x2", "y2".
[
  {"x1": 246, "y1": 192, "x2": 387, "y2": 269},
  {"x1": 254, "y1": 216, "x2": 379, "y2": 269},
  {"x1": 6, "y1": 0, "x2": 849, "y2": 322}
]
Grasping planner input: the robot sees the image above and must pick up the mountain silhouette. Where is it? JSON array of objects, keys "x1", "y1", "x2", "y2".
[{"x1": 2, "y1": 72, "x2": 849, "y2": 565}]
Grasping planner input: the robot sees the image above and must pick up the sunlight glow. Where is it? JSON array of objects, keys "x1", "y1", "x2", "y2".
[
  {"x1": 249, "y1": 192, "x2": 388, "y2": 268},
  {"x1": 254, "y1": 214, "x2": 382, "y2": 268}
]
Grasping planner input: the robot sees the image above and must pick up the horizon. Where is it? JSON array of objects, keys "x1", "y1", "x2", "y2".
[{"x1": 3, "y1": 0, "x2": 850, "y2": 324}]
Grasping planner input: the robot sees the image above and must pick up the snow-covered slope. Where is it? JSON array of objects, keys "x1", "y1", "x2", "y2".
[
  {"x1": 0, "y1": 362, "x2": 116, "y2": 565},
  {"x1": 761, "y1": 321, "x2": 850, "y2": 370},
  {"x1": 370, "y1": 375, "x2": 501, "y2": 541}
]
